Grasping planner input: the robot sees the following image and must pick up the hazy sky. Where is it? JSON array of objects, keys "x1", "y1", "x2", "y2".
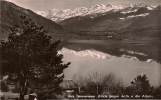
[{"x1": 5, "y1": 0, "x2": 161, "y2": 11}]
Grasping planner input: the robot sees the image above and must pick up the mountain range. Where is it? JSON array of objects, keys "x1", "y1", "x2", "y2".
[
  {"x1": 35, "y1": 3, "x2": 161, "y2": 39},
  {"x1": 1, "y1": 1, "x2": 161, "y2": 40},
  {"x1": 36, "y1": 3, "x2": 158, "y2": 23}
]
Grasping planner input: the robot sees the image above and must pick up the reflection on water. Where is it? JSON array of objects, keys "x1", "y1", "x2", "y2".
[
  {"x1": 59, "y1": 48, "x2": 112, "y2": 59},
  {"x1": 58, "y1": 40, "x2": 161, "y2": 87}
]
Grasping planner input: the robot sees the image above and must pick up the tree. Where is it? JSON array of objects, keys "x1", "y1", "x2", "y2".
[
  {"x1": 101, "y1": 73, "x2": 124, "y2": 95},
  {"x1": 1, "y1": 15, "x2": 70, "y2": 100},
  {"x1": 153, "y1": 85, "x2": 161, "y2": 98},
  {"x1": 131, "y1": 74, "x2": 150, "y2": 95},
  {"x1": 73, "y1": 70, "x2": 125, "y2": 96},
  {"x1": 86, "y1": 82, "x2": 103, "y2": 96},
  {"x1": 87, "y1": 69, "x2": 102, "y2": 96}
]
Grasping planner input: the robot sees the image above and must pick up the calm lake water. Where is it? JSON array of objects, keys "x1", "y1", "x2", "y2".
[{"x1": 58, "y1": 40, "x2": 161, "y2": 87}]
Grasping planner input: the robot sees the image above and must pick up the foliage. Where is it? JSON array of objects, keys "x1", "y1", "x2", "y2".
[
  {"x1": 73, "y1": 71, "x2": 161, "y2": 99},
  {"x1": 86, "y1": 82, "x2": 103, "y2": 95},
  {"x1": 101, "y1": 73, "x2": 124, "y2": 95},
  {"x1": 73, "y1": 69, "x2": 124, "y2": 96},
  {"x1": 153, "y1": 85, "x2": 161, "y2": 98},
  {"x1": 1, "y1": 15, "x2": 70, "y2": 99},
  {"x1": 131, "y1": 74, "x2": 151, "y2": 95}
]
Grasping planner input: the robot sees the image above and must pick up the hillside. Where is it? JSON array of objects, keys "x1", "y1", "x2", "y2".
[
  {"x1": 0, "y1": 1, "x2": 64, "y2": 40},
  {"x1": 35, "y1": 3, "x2": 156, "y2": 23},
  {"x1": 1, "y1": 1, "x2": 161, "y2": 41},
  {"x1": 58, "y1": 5, "x2": 161, "y2": 39},
  {"x1": 60, "y1": 5, "x2": 161, "y2": 31}
]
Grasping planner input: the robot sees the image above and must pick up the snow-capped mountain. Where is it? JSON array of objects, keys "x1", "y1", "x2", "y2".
[
  {"x1": 58, "y1": 4, "x2": 161, "y2": 32},
  {"x1": 36, "y1": 11, "x2": 48, "y2": 17},
  {"x1": 120, "y1": 3, "x2": 156, "y2": 14},
  {"x1": 35, "y1": 3, "x2": 157, "y2": 23},
  {"x1": 36, "y1": 3, "x2": 123, "y2": 22}
]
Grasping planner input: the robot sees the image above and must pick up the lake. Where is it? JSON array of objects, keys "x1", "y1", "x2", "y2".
[{"x1": 58, "y1": 40, "x2": 161, "y2": 87}]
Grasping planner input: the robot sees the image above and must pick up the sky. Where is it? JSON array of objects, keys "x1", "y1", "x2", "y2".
[{"x1": 5, "y1": 0, "x2": 161, "y2": 11}]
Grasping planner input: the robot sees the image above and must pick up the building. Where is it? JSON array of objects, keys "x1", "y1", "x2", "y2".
[{"x1": 58, "y1": 80, "x2": 79, "y2": 99}]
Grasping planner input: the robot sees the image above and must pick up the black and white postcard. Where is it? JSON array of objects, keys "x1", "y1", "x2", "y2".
[{"x1": 0, "y1": 0, "x2": 161, "y2": 99}]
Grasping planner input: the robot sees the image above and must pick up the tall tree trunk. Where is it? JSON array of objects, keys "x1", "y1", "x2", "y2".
[
  {"x1": 20, "y1": 83, "x2": 25, "y2": 100},
  {"x1": 19, "y1": 72, "x2": 26, "y2": 100},
  {"x1": 20, "y1": 92, "x2": 24, "y2": 100}
]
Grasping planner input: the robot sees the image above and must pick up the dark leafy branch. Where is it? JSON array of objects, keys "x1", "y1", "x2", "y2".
[{"x1": 1, "y1": 15, "x2": 70, "y2": 99}]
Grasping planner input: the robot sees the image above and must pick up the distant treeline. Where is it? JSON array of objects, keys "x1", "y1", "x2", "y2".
[{"x1": 72, "y1": 69, "x2": 161, "y2": 99}]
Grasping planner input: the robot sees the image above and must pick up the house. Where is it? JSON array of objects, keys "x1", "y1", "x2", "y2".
[{"x1": 58, "y1": 80, "x2": 79, "y2": 99}]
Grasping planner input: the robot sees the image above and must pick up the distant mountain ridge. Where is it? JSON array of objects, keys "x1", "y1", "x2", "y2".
[
  {"x1": 0, "y1": 1, "x2": 64, "y2": 40},
  {"x1": 35, "y1": 3, "x2": 161, "y2": 37},
  {"x1": 35, "y1": 3, "x2": 157, "y2": 22},
  {"x1": 1, "y1": 1, "x2": 161, "y2": 40},
  {"x1": 59, "y1": 5, "x2": 161, "y2": 31}
]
